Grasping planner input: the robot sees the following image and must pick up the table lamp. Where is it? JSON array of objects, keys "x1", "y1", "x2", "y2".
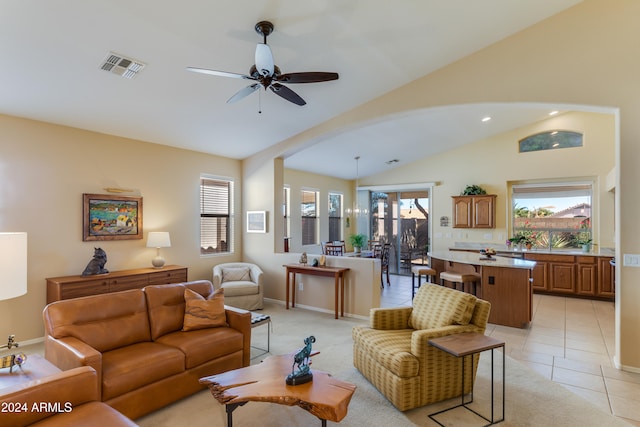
[
  {"x1": 146, "y1": 232, "x2": 171, "y2": 268},
  {"x1": 0, "y1": 232, "x2": 28, "y2": 371}
]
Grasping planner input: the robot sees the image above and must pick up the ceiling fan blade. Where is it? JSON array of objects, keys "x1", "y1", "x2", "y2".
[
  {"x1": 277, "y1": 72, "x2": 339, "y2": 84},
  {"x1": 227, "y1": 84, "x2": 260, "y2": 104},
  {"x1": 269, "y1": 83, "x2": 306, "y2": 106},
  {"x1": 186, "y1": 67, "x2": 253, "y2": 80},
  {"x1": 255, "y1": 44, "x2": 274, "y2": 77}
]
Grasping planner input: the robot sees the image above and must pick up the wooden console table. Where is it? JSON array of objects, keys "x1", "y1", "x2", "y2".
[
  {"x1": 200, "y1": 352, "x2": 356, "y2": 426},
  {"x1": 283, "y1": 264, "x2": 350, "y2": 319},
  {"x1": 46, "y1": 265, "x2": 188, "y2": 303}
]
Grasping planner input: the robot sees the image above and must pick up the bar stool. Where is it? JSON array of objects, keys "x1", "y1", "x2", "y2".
[
  {"x1": 411, "y1": 265, "x2": 437, "y2": 299},
  {"x1": 440, "y1": 271, "x2": 482, "y2": 297}
]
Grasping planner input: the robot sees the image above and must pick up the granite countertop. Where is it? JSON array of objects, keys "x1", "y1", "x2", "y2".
[
  {"x1": 429, "y1": 250, "x2": 537, "y2": 269},
  {"x1": 451, "y1": 242, "x2": 615, "y2": 257}
]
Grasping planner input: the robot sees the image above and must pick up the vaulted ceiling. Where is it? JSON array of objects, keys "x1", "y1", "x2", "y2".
[{"x1": 0, "y1": 0, "x2": 582, "y2": 179}]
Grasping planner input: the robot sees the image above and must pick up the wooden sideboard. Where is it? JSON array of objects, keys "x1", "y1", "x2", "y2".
[{"x1": 46, "y1": 265, "x2": 188, "y2": 304}]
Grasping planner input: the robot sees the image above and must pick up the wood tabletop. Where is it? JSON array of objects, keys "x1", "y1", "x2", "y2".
[
  {"x1": 428, "y1": 333, "x2": 505, "y2": 357},
  {"x1": 200, "y1": 352, "x2": 356, "y2": 422}
]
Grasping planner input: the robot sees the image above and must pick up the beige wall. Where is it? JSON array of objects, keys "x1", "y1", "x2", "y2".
[
  {"x1": 364, "y1": 111, "x2": 615, "y2": 252},
  {"x1": 245, "y1": 0, "x2": 640, "y2": 370},
  {"x1": 284, "y1": 168, "x2": 355, "y2": 254},
  {"x1": 0, "y1": 115, "x2": 243, "y2": 342}
]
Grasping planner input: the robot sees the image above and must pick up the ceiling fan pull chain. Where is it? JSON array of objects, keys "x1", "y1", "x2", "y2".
[{"x1": 258, "y1": 87, "x2": 262, "y2": 114}]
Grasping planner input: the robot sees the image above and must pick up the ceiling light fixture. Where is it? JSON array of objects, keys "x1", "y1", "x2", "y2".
[
  {"x1": 385, "y1": 159, "x2": 399, "y2": 165},
  {"x1": 482, "y1": 116, "x2": 492, "y2": 122},
  {"x1": 549, "y1": 110, "x2": 559, "y2": 116}
]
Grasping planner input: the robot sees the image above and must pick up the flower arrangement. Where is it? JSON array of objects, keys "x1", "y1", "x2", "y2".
[
  {"x1": 575, "y1": 218, "x2": 592, "y2": 246},
  {"x1": 512, "y1": 220, "x2": 538, "y2": 246}
]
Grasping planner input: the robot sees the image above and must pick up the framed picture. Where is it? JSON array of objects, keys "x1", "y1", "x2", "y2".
[
  {"x1": 83, "y1": 193, "x2": 143, "y2": 241},
  {"x1": 247, "y1": 211, "x2": 267, "y2": 233}
]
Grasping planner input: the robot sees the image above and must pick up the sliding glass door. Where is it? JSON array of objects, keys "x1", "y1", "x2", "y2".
[{"x1": 370, "y1": 190, "x2": 430, "y2": 275}]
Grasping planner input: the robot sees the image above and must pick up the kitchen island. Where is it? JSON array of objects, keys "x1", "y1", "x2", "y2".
[{"x1": 429, "y1": 250, "x2": 536, "y2": 329}]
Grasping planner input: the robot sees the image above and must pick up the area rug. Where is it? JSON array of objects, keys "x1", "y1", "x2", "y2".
[{"x1": 136, "y1": 302, "x2": 631, "y2": 426}]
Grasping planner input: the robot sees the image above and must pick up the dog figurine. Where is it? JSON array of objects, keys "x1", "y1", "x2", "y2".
[{"x1": 81, "y1": 247, "x2": 109, "y2": 276}]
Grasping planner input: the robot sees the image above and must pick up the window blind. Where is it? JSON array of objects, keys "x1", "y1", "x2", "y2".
[{"x1": 200, "y1": 177, "x2": 233, "y2": 254}]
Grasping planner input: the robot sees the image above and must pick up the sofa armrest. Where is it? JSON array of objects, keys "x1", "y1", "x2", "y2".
[
  {"x1": 369, "y1": 307, "x2": 413, "y2": 330},
  {"x1": 410, "y1": 324, "x2": 485, "y2": 358},
  {"x1": 44, "y1": 335, "x2": 102, "y2": 396},
  {"x1": 0, "y1": 366, "x2": 99, "y2": 426},
  {"x1": 224, "y1": 305, "x2": 251, "y2": 366}
]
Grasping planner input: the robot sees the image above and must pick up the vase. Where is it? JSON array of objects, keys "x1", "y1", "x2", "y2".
[
  {"x1": 525, "y1": 243, "x2": 532, "y2": 250},
  {"x1": 582, "y1": 244, "x2": 590, "y2": 253}
]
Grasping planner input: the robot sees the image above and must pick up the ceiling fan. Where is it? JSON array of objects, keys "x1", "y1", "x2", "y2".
[{"x1": 187, "y1": 21, "x2": 339, "y2": 107}]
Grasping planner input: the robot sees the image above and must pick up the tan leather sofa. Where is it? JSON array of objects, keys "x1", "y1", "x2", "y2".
[
  {"x1": 42, "y1": 280, "x2": 251, "y2": 420},
  {"x1": 0, "y1": 366, "x2": 137, "y2": 426},
  {"x1": 352, "y1": 283, "x2": 491, "y2": 411}
]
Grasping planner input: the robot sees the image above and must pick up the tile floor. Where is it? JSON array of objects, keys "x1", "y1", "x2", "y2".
[{"x1": 380, "y1": 274, "x2": 640, "y2": 426}]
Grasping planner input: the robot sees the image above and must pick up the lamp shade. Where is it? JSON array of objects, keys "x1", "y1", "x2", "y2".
[
  {"x1": 146, "y1": 232, "x2": 171, "y2": 248},
  {"x1": 0, "y1": 232, "x2": 27, "y2": 301}
]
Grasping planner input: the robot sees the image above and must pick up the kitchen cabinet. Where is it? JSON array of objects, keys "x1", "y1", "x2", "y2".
[
  {"x1": 523, "y1": 253, "x2": 613, "y2": 300},
  {"x1": 597, "y1": 257, "x2": 615, "y2": 298},
  {"x1": 452, "y1": 195, "x2": 496, "y2": 228}
]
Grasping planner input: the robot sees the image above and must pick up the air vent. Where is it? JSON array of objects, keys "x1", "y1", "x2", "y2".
[{"x1": 100, "y1": 52, "x2": 146, "y2": 79}]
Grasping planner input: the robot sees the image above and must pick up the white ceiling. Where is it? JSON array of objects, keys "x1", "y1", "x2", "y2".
[{"x1": 0, "y1": 0, "x2": 582, "y2": 179}]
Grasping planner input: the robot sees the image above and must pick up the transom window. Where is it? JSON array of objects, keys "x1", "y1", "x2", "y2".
[
  {"x1": 511, "y1": 181, "x2": 592, "y2": 249},
  {"x1": 200, "y1": 176, "x2": 234, "y2": 255},
  {"x1": 518, "y1": 130, "x2": 583, "y2": 153}
]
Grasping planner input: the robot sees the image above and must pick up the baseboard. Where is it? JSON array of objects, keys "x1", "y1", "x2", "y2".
[{"x1": 263, "y1": 297, "x2": 368, "y2": 321}]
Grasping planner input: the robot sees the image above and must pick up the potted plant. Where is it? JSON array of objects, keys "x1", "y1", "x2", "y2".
[
  {"x1": 349, "y1": 233, "x2": 367, "y2": 253},
  {"x1": 576, "y1": 234, "x2": 592, "y2": 252},
  {"x1": 461, "y1": 184, "x2": 487, "y2": 196}
]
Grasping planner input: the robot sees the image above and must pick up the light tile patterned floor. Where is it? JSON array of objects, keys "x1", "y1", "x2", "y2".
[{"x1": 380, "y1": 274, "x2": 640, "y2": 426}]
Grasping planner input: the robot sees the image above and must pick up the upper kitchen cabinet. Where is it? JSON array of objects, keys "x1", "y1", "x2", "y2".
[{"x1": 452, "y1": 195, "x2": 496, "y2": 228}]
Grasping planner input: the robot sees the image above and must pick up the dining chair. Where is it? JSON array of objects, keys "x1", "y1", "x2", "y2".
[
  {"x1": 367, "y1": 240, "x2": 380, "y2": 250},
  {"x1": 325, "y1": 244, "x2": 344, "y2": 256},
  {"x1": 380, "y1": 243, "x2": 390, "y2": 287}
]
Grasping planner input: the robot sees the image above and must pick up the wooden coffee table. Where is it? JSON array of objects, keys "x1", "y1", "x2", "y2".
[{"x1": 200, "y1": 352, "x2": 356, "y2": 426}]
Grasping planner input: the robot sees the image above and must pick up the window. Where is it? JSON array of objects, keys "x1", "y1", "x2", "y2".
[
  {"x1": 283, "y1": 186, "x2": 290, "y2": 239},
  {"x1": 518, "y1": 130, "x2": 583, "y2": 153},
  {"x1": 328, "y1": 193, "x2": 343, "y2": 242},
  {"x1": 511, "y1": 181, "x2": 592, "y2": 249},
  {"x1": 200, "y1": 176, "x2": 233, "y2": 255},
  {"x1": 301, "y1": 190, "x2": 318, "y2": 246}
]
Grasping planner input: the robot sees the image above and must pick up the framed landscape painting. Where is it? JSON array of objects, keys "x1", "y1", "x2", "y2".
[{"x1": 83, "y1": 193, "x2": 143, "y2": 241}]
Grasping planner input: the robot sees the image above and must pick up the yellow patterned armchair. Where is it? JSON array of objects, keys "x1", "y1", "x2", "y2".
[{"x1": 352, "y1": 283, "x2": 491, "y2": 411}]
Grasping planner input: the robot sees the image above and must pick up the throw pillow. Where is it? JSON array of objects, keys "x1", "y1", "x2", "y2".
[
  {"x1": 221, "y1": 266, "x2": 251, "y2": 282},
  {"x1": 182, "y1": 288, "x2": 228, "y2": 331}
]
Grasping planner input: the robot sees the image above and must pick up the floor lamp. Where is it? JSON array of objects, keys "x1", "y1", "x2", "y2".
[{"x1": 0, "y1": 232, "x2": 28, "y2": 372}]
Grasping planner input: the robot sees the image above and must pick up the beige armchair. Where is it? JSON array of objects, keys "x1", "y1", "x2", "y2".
[
  {"x1": 352, "y1": 283, "x2": 491, "y2": 411},
  {"x1": 213, "y1": 262, "x2": 264, "y2": 310}
]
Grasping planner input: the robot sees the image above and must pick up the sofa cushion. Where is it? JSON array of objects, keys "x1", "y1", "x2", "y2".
[
  {"x1": 352, "y1": 327, "x2": 418, "y2": 378},
  {"x1": 156, "y1": 327, "x2": 245, "y2": 369},
  {"x1": 145, "y1": 281, "x2": 215, "y2": 340},
  {"x1": 44, "y1": 289, "x2": 151, "y2": 353},
  {"x1": 408, "y1": 284, "x2": 477, "y2": 330},
  {"x1": 182, "y1": 288, "x2": 227, "y2": 331},
  {"x1": 102, "y1": 342, "x2": 185, "y2": 401},
  {"x1": 221, "y1": 266, "x2": 251, "y2": 282},
  {"x1": 220, "y1": 281, "x2": 259, "y2": 297}
]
